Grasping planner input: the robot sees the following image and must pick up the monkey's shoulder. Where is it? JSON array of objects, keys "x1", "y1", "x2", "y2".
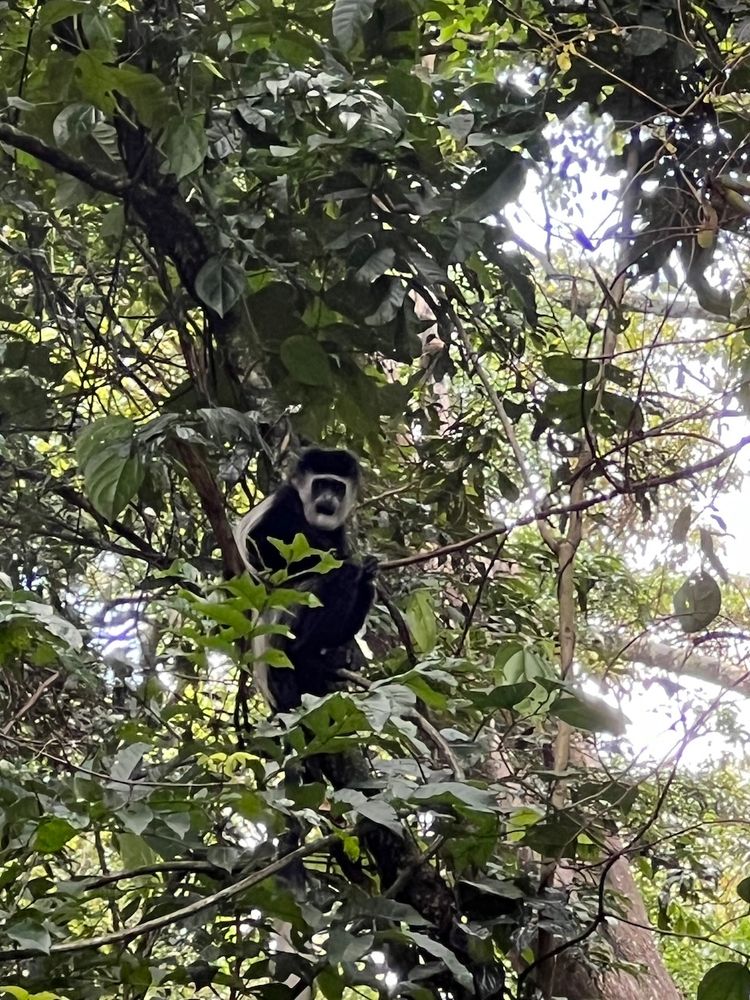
[{"x1": 248, "y1": 485, "x2": 348, "y2": 570}]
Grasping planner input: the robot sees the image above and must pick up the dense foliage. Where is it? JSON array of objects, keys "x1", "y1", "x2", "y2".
[{"x1": 3, "y1": 1, "x2": 750, "y2": 998}]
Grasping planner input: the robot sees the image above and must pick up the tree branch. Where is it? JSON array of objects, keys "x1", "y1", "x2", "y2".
[
  {"x1": 0, "y1": 122, "x2": 127, "y2": 196},
  {"x1": 0, "y1": 835, "x2": 338, "y2": 961},
  {"x1": 380, "y1": 432, "x2": 750, "y2": 570}
]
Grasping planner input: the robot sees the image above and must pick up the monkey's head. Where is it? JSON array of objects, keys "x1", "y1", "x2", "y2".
[{"x1": 292, "y1": 448, "x2": 362, "y2": 530}]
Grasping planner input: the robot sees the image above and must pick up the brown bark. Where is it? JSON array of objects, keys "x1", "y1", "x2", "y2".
[{"x1": 554, "y1": 842, "x2": 683, "y2": 1000}]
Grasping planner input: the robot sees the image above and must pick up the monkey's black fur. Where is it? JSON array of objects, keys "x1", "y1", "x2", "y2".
[{"x1": 241, "y1": 448, "x2": 376, "y2": 711}]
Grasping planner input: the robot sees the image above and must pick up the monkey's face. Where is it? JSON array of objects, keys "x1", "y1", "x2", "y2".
[{"x1": 297, "y1": 473, "x2": 355, "y2": 530}]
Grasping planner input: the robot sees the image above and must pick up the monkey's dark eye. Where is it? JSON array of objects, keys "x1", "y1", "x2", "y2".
[{"x1": 312, "y1": 478, "x2": 346, "y2": 500}]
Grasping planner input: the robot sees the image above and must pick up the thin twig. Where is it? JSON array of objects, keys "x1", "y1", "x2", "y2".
[
  {"x1": 1, "y1": 671, "x2": 60, "y2": 735},
  {"x1": 0, "y1": 835, "x2": 339, "y2": 961}
]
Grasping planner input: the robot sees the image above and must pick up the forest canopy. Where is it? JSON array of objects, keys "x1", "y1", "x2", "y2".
[{"x1": 2, "y1": 1, "x2": 750, "y2": 999}]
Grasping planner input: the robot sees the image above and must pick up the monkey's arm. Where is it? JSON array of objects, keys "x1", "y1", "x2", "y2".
[{"x1": 287, "y1": 561, "x2": 376, "y2": 654}]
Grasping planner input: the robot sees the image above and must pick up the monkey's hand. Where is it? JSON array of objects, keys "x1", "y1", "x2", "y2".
[{"x1": 361, "y1": 555, "x2": 379, "y2": 581}]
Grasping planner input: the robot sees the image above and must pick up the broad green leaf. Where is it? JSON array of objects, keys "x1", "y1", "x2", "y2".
[
  {"x1": 33, "y1": 818, "x2": 76, "y2": 853},
  {"x1": 410, "y1": 781, "x2": 498, "y2": 814},
  {"x1": 74, "y1": 53, "x2": 166, "y2": 127},
  {"x1": 280, "y1": 336, "x2": 333, "y2": 386},
  {"x1": 110, "y1": 741, "x2": 151, "y2": 783},
  {"x1": 470, "y1": 682, "x2": 535, "y2": 711},
  {"x1": 365, "y1": 278, "x2": 405, "y2": 325},
  {"x1": 405, "y1": 590, "x2": 436, "y2": 654},
  {"x1": 457, "y1": 150, "x2": 527, "y2": 221},
  {"x1": 737, "y1": 876, "x2": 750, "y2": 903},
  {"x1": 673, "y1": 572, "x2": 722, "y2": 633},
  {"x1": 76, "y1": 415, "x2": 133, "y2": 471},
  {"x1": 39, "y1": 0, "x2": 85, "y2": 25},
  {"x1": 121, "y1": 802, "x2": 153, "y2": 835},
  {"x1": 195, "y1": 257, "x2": 246, "y2": 317},
  {"x1": 700, "y1": 527, "x2": 729, "y2": 582},
  {"x1": 356, "y1": 247, "x2": 395, "y2": 284},
  {"x1": 542, "y1": 353, "x2": 597, "y2": 386},
  {"x1": 550, "y1": 693, "x2": 627, "y2": 735},
  {"x1": 5, "y1": 921, "x2": 51, "y2": 954},
  {"x1": 545, "y1": 388, "x2": 644, "y2": 434},
  {"x1": 52, "y1": 103, "x2": 100, "y2": 148},
  {"x1": 409, "y1": 933, "x2": 473, "y2": 990},
  {"x1": 317, "y1": 966, "x2": 346, "y2": 1000},
  {"x1": 191, "y1": 598, "x2": 253, "y2": 633},
  {"x1": 117, "y1": 832, "x2": 159, "y2": 870},
  {"x1": 697, "y1": 962, "x2": 750, "y2": 1000},
  {"x1": 76, "y1": 417, "x2": 145, "y2": 520},
  {"x1": 0, "y1": 373, "x2": 50, "y2": 430},
  {"x1": 206, "y1": 845, "x2": 240, "y2": 872},
  {"x1": 358, "y1": 799, "x2": 402, "y2": 836},
  {"x1": 497, "y1": 470, "x2": 520, "y2": 502},
  {"x1": 332, "y1": 0, "x2": 376, "y2": 51},
  {"x1": 327, "y1": 928, "x2": 374, "y2": 964},
  {"x1": 160, "y1": 117, "x2": 208, "y2": 179}
]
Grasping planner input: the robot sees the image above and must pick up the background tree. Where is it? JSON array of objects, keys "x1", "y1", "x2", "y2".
[{"x1": 2, "y1": 1, "x2": 750, "y2": 998}]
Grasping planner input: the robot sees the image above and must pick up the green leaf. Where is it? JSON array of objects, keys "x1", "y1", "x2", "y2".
[
  {"x1": 76, "y1": 416, "x2": 145, "y2": 521},
  {"x1": 700, "y1": 527, "x2": 729, "y2": 582},
  {"x1": 356, "y1": 247, "x2": 396, "y2": 284},
  {"x1": 736, "y1": 876, "x2": 750, "y2": 903},
  {"x1": 409, "y1": 933, "x2": 473, "y2": 990},
  {"x1": 545, "y1": 388, "x2": 643, "y2": 434},
  {"x1": 405, "y1": 590, "x2": 436, "y2": 654},
  {"x1": 550, "y1": 692, "x2": 627, "y2": 735},
  {"x1": 110, "y1": 741, "x2": 151, "y2": 783},
  {"x1": 52, "y1": 103, "x2": 100, "y2": 148},
  {"x1": 280, "y1": 336, "x2": 333, "y2": 386},
  {"x1": 195, "y1": 257, "x2": 246, "y2": 317},
  {"x1": 358, "y1": 799, "x2": 402, "y2": 836},
  {"x1": 332, "y1": 0, "x2": 376, "y2": 51},
  {"x1": 673, "y1": 572, "x2": 722, "y2": 633},
  {"x1": 327, "y1": 928, "x2": 374, "y2": 964},
  {"x1": 410, "y1": 781, "x2": 498, "y2": 814},
  {"x1": 117, "y1": 832, "x2": 159, "y2": 870},
  {"x1": 38, "y1": 0, "x2": 84, "y2": 25},
  {"x1": 33, "y1": 818, "x2": 76, "y2": 853},
  {"x1": 497, "y1": 470, "x2": 520, "y2": 502},
  {"x1": 470, "y1": 682, "x2": 535, "y2": 711},
  {"x1": 697, "y1": 962, "x2": 750, "y2": 1000},
  {"x1": 365, "y1": 278, "x2": 406, "y2": 326},
  {"x1": 5, "y1": 921, "x2": 51, "y2": 954},
  {"x1": 0, "y1": 373, "x2": 50, "y2": 430},
  {"x1": 206, "y1": 845, "x2": 240, "y2": 873},
  {"x1": 542, "y1": 353, "x2": 597, "y2": 386},
  {"x1": 160, "y1": 117, "x2": 208, "y2": 180},
  {"x1": 73, "y1": 53, "x2": 166, "y2": 127},
  {"x1": 317, "y1": 966, "x2": 346, "y2": 1000},
  {"x1": 457, "y1": 150, "x2": 527, "y2": 221},
  {"x1": 671, "y1": 504, "x2": 692, "y2": 543}
]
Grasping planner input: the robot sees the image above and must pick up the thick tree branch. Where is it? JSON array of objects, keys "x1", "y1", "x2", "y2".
[
  {"x1": 0, "y1": 122, "x2": 127, "y2": 196},
  {"x1": 611, "y1": 634, "x2": 750, "y2": 698}
]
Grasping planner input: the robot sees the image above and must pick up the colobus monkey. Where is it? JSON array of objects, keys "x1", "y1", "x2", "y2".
[{"x1": 234, "y1": 448, "x2": 377, "y2": 712}]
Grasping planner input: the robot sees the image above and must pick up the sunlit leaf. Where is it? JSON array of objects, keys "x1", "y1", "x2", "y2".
[
  {"x1": 550, "y1": 692, "x2": 627, "y2": 735},
  {"x1": 673, "y1": 572, "x2": 722, "y2": 633},
  {"x1": 405, "y1": 590, "x2": 436, "y2": 654},
  {"x1": 76, "y1": 417, "x2": 145, "y2": 521}
]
